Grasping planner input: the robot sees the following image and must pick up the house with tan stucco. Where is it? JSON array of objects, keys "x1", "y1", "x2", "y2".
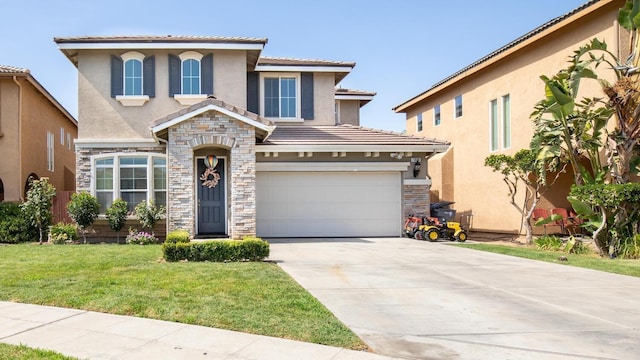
[
  {"x1": 55, "y1": 35, "x2": 449, "y2": 239},
  {"x1": 0, "y1": 65, "x2": 77, "y2": 202},
  {"x1": 394, "y1": 0, "x2": 625, "y2": 234}
]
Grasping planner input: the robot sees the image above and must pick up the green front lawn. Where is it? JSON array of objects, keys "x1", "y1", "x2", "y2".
[
  {"x1": 0, "y1": 244, "x2": 365, "y2": 350},
  {"x1": 456, "y1": 243, "x2": 640, "y2": 277},
  {"x1": 0, "y1": 344, "x2": 78, "y2": 360}
]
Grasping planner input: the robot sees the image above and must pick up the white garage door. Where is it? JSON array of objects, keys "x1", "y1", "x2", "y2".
[{"x1": 256, "y1": 171, "x2": 401, "y2": 237}]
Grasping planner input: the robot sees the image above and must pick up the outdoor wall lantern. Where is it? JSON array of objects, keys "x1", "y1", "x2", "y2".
[{"x1": 412, "y1": 158, "x2": 422, "y2": 178}]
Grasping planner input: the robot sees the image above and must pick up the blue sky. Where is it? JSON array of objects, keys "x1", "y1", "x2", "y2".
[{"x1": 1, "y1": 0, "x2": 588, "y2": 132}]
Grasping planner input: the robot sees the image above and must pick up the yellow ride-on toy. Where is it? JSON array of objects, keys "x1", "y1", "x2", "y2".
[{"x1": 415, "y1": 217, "x2": 468, "y2": 242}]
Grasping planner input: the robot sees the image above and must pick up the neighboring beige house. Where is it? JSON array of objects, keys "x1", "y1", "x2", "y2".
[
  {"x1": 55, "y1": 35, "x2": 449, "y2": 239},
  {"x1": 394, "y1": 0, "x2": 625, "y2": 234},
  {"x1": 0, "y1": 65, "x2": 77, "y2": 202}
]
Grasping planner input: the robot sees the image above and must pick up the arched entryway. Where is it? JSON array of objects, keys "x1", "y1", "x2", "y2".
[{"x1": 23, "y1": 173, "x2": 39, "y2": 199}]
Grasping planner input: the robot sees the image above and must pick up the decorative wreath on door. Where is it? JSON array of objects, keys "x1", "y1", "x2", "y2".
[{"x1": 200, "y1": 155, "x2": 220, "y2": 188}]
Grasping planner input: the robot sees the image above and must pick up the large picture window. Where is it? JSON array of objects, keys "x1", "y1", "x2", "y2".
[{"x1": 93, "y1": 154, "x2": 167, "y2": 213}]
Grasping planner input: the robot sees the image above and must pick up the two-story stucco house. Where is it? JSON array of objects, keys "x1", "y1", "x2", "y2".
[
  {"x1": 55, "y1": 35, "x2": 449, "y2": 239},
  {"x1": 0, "y1": 65, "x2": 77, "y2": 202},
  {"x1": 393, "y1": 0, "x2": 625, "y2": 234}
]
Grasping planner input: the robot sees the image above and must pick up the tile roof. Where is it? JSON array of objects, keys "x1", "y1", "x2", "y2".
[
  {"x1": 261, "y1": 125, "x2": 449, "y2": 146},
  {"x1": 0, "y1": 65, "x2": 29, "y2": 74},
  {"x1": 150, "y1": 96, "x2": 273, "y2": 130},
  {"x1": 54, "y1": 35, "x2": 268, "y2": 44},
  {"x1": 394, "y1": 0, "x2": 603, "y2": 111},
  {"x1": 257, "y1": 56, "x2": 355, "y2": 68}
]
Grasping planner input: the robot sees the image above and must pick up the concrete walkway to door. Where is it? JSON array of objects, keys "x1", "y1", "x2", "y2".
[{"x1": 268, "y1": 237, "x2": 640, "y2": 360}]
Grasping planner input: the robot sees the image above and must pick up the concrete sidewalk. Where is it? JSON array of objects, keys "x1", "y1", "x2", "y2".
[{"x1": 0, "y1": 301, "x2": 398, "y2": 360}]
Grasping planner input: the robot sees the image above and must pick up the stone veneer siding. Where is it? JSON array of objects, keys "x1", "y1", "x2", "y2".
[
  {"x1": 168, "y1": 110, "x2": 256, "y2": 239},
  {"x1": 403, "y1": 183, "x2": 431, "y2": 218}
]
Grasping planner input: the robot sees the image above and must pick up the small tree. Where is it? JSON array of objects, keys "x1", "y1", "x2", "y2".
[
  {"x1": 134, "y1": 200, "x2": 165, "y2": 235},
  {"x1": 20, "y1": 177, "x2": 56, "y2": 244},
  {"x1": 67, "y1": 191, "x2": 100, "y2": 243},
  {"x1": 106, "y1": 198, "x2": 128, "y2": 244},
  {"x1": 485, "y1": 149, "x2": 563, "y2": 244}
]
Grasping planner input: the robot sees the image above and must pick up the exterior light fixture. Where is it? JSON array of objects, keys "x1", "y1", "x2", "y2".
[{"x1": 412, "y1": 158, "x2": 422, "y2": 178}]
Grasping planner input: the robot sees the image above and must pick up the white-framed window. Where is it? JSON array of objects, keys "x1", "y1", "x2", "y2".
[
  {"x1": 46, "y1": 131, "x2": 54, "y2": 172},
  {"x1": 434, "y1": 104, "x2": 441, "y2": 126},
  {"x1": 115, "y1": 51, "x2": 150, "y2": 106},
  {"x1": 416, "y1": 113, "x2": 423, "y2": 132},
  {"x1": 124, "y1": 59, "x2": 143, "y2": 96},
  {"x1": 180, "y1": 51, "x2": 202, "y2": 95},
  {"x1": 92, "y1": 154, "x2": 167, "y2": 213},
  {"x1": 60, "y1": 128, "x2": 65, "y2": 145},
  {"x1": 67, "y1": 133, "x2": 72, "y2": 150},
  {"x1": 490, "y1": 94, "x2": 511, "y2": 152},
  {"x1": 260, "y1": 73, "x2": 300, "y2": 120},
  {"x1": 454, "y1": 95, "x2": 463, "y2": 118}
]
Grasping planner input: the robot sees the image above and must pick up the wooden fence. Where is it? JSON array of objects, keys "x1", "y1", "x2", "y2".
[{"x1": 52, "y1": 190, "x2": 73, "y2": 224}]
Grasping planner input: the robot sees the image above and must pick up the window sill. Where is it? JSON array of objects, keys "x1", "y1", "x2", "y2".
[
  {"x1": 269, "y1": 117, "x2": 305, "y2": 123},
  {"x1": 174, "y1": 94, "x2": 208, "y2": 106},
  {"x1": 116, "y1": 95, "x2": 150, "y2": 107}
]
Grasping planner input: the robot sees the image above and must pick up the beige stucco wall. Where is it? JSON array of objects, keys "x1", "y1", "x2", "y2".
[
  {"x1": 0, "y1": 77, "x2": 77, "y2": 201},
  {"x1": 0, "y1": 79, "x2": 21, "y2": 201},
  {"x1": 77, "y1": 49, "x2": 248, "y2": 140},
  {"x1": 310, "y1": 73, "x2": 337, "y2": 125},
  {"x1": 403, "y1": 3, "x2": 621, "y2": 233},
  {"x1": 337, "y1": 100, "x2": 360, "y2": 125}
]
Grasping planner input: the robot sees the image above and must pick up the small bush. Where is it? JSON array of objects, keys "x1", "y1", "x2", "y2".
[
  {"x1": 50, "y1": 222, "x2": 78, "y2": 244},
  {"x1": 619, "y1": 235, "x2": 640, "y2": 259},
  {"x1": 163, "y1": 238, "x2": 269, "y2": 262},
  {"x1": 134, "y1": 200, "x2": 165, "y2": 233},
  {"x1": 166, "y1": 230, "x2": 190, "y2": 244},
  {"x1": 126, "y1": 230, "x2": 158, "y2": 245},
  {"x1": 0, "y1": 202, "x2": 38, "y2": 243},
  {"x1": 534, "y1": 235, "x2": 563, "y2": 251}
]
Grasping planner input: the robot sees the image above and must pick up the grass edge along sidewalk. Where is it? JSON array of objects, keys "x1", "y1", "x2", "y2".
[{"x1": 0, "y1": 243, "x2": 366, "y2": 350}]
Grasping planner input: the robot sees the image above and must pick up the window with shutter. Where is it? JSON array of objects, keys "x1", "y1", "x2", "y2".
[
  {"x1": 113, "y1": 51, "x2": 152, "y2": 106},
  {"x1": 171, "y1": 51, "x2": 212, "y2": 105},
  {"x1": 260, "y1": 72, "x2": 306, "y2": 122}
]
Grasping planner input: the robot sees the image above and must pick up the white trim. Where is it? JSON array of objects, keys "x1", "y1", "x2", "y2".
[
  {"x1": 334, "y1": 95, "x2": 374, "y2": 101},
  {"x1": 151, "y1": 103, "x2": 274, "y2": 134},
  {"x1": 271, "y1": 118, "x2": 304, "y2": 123},
  {"x1": 255, "y1": 65, "x2": 353, "y2": 73},
  {"x1": 179, "y1": 51, "x2": 203, "y2": 61},
  {"x1": 120, "y1": 51, "x2": 145, "y2": 62},
  {"x1": 256, "y1": 162, "x2": 410, "y2": 172},
  {"x1": 194, "y1": 155, "x2": 228, "y2": 236},
  {"x1": 173, "y1": 94, "x2": 207, "y2": 106},
  {"x1": 75, "y1": 138, "x2": 162, "y2": 149},
  {"x1": 256, "y1": 144, "x2": 450, "y2": 153},
  {"x1": 403, "y1": 178, "x2": 432, "y2": 186},
  {"x1": 116, "y1": 95, "x2": 150, "y2": 106},
  {"x1": 58, "y1": 42, "x2": 264, "y2": 51}
]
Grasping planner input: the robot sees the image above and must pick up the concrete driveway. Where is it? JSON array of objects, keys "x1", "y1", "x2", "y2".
[{"x1": 268, "y1": 237, "x2": 640, "y2": 360}]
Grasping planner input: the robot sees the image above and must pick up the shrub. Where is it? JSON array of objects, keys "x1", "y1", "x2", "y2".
[
  {"x1": 534, "y1": 235, "x2": 563, "y2": 251},
  {"x1": 166, "y1": 230, "x2": 190, "y2": 244},
  {"x1": 50, "y1": 222, "x2": 78, "y2": 244},
  {"x1": 126, "y1": 230, "x2": 158, "y2": 245},
  {"x1": 163, "y1": 238, "x2": 269, "y2": 262},
  {"x1": 0, "y1": 203, "x2": 37, "y2": 243},
  {"x1": 619, "y1": 235, "x2": 640, "y2": 259},
  {"x1": 67, "y1": 191, "x2": 100, "y2": 243},
  {"x1": 106, "y1": 198, "x2": 128, "y2": 243},
  {"x1": 134, "y1": 200, "x2": 165, "y2": 234}
]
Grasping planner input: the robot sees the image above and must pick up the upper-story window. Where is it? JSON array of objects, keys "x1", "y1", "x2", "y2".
[
  {"x1": 260, "y1": 73, "x2": 302, "y2": 121},
  {"x1": 434, "y1": 104, "x2": 441, "y2": 126},
  {"x1": 416, "y1": 113, "x2": 423, "y2": 132},
  {"x1": 180, "y1": 52, "x2": 202, "y2": 95},
  {"x1": 169, "y1": 52, "x2": 213, "y2": 105},
  {"x1": 490, "y1": 94, "x2": 511, "y2": 152},
  {"x1": 111, "y1": 51, "x2": 154, "y2": 106},
  {"x1": 454, "y1": 95, "x2": 463, "y2": 118}
]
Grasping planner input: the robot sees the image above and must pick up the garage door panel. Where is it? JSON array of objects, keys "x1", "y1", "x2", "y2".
[{"x1": 256, "y1": 171, "x2": 401, "y2": 237}]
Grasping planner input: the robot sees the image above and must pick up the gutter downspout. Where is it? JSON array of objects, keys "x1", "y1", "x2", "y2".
[{"x1": 13, "y1": 76, "x2": 23, "y2": 201}]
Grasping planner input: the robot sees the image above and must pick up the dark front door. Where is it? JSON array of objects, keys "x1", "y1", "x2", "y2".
[{"x1": 197, "y1": 158, "x2": 226, "y2": 234}]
